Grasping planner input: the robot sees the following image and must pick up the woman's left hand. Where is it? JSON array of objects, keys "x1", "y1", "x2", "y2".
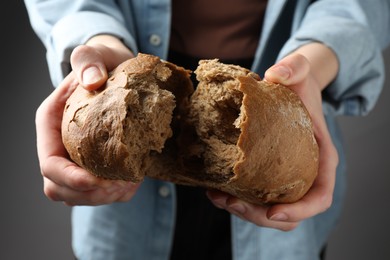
[{"x1": 207, "y1": 46, "x2": 339, "y2": 231}]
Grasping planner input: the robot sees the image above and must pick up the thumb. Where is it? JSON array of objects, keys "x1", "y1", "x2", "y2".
[
  {"x1": 264, "y1": 53, "x2": 310, "y2": 86},
  {"x1": 70, "y1": 45, "x2": 108, "y2": 91}
]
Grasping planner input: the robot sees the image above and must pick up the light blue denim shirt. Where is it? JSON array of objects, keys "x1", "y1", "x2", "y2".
[{"x1": 24, "y1": 0, "x2": 390, "y2": 259}]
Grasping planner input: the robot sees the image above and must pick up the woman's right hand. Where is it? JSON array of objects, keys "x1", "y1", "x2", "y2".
[{"x1": 35, "y1": 35, "x2": 140, "y2": 206}]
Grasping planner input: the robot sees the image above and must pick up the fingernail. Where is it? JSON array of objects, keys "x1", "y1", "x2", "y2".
[
  {"x1": 270, "y1": 65, "x2": 290, "y2": 80},
  {"x1": 82, "y1": 66, "x2": 102, "y2": 85},
  {"x1": 228, "y1": 203, "x2": 246, "y2": 215},
  {"x1": 269, "y1": 212, "x2": 288, "y2": 221}
]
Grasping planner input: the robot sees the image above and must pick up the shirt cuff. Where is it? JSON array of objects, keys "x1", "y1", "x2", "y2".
[
  {"x1": 46, "y1": 11, "x2": 138, "y2": 87},
  {"x1": 277, "y1": 17, "x2": 385, "y2": 116}
]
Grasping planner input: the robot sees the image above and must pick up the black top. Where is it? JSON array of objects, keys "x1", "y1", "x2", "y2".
[{"x1": 168, "y1": 50, "x2": 254, "y2": 260}]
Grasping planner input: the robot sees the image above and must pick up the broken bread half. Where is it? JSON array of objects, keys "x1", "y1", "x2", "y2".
[
  {"x1": 180, "y1": 59, "x2": 319, "y2": 204},
  {"x1": 61, "y1": 53, "x2": 193, "y2": 182},
  {"x1": 61, "y1": 53, "x2": 319, "y2": 205}
]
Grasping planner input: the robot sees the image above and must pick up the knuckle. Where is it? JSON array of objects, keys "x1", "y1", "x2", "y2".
[
  {"x1": 328, "y1": 143, "x2": 339, "y2": 167},
  {"x1": 43, "y1": 184, "x2": 60, "y2": 202},
  {"x1": 289, "y1": 53, "x2": 310, "y2": 73},
  {"x1": 324, "y1": 196, "x2": 333, "y2": 211},
  {"x1": 320, "y1": 193, "x2": 333, "y2": 213},
  {"x1": 40, "y1": 158, "x2": 53, "y2": 179},
  {"x1": 70, "y1": 45, "x2": 101, "y2": 68},
  {"x1": 40, "y1": 165, "x2": 48, "y2": 179},
  {"x1": 67, "y1": 173, "x2": 92, "y2": 191},
  {"x1": 280, "y1": 222, "x2": 300, "y2": 232},
  {"x1": 35, "y1": 104, "x2": 45, "y2": 125},
  {"x1": 70, "y1": 45, "x2": 92, "y2": 62},
  {"x1": 292, "y1": 53, "x2": 306, "y2": 64},
  {"x1": 64, "y1": 201, "x2": 75, "y2": 207},
  {"x1": 63, "y1": 164, "x2": 95, "y2": 191},
  {"x1": 332, "y1": 148, "x2": 339, "y2": 167}
]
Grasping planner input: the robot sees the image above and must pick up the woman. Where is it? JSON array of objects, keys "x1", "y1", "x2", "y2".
[{"x1": 25, "y1": 0, "x2": 390, "y2": 259}]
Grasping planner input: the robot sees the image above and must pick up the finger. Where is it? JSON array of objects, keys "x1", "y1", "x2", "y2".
[
  {"x1": 267, "y1": 173, "x2": 334, "y2": 223},
  {"x1": 35, "y1": 72, "x2": 78, "y2": 162},
  {"x1": 207, "y1": 190, "x2": 299, "y2": 231},
  {"x1": 36, "y1": 80, "x2": 130, "y2": 192},
  {"x1": 116, "y1": 182, "x2": 142, "y2": 202},
  {"x1": 40, "y1": 155, "x2": 102, "y2": 191},
  {"x1": 41, "y1": 153, "x2": 139, "y2": 192},
  {"x1": 44, "y1": 177, "x2": 140, "y2": 206},
  {"x1": 35, "y1": 72, "x2": 99, "y2": 191},
  {"x1": 264, "y1": 53, "x2": 310, "y2": 86},
  {"x1": 206, "y1": 190, "x2": 229, "y2": 209},
  {"x1": 65, "y1": 182, "x2": 140, "y2": 206},
  {"x1": 228, "y1": 200, "x2": 300, "y2": 231},
  {"x1": 70, "y1": 45, "x2": 108, "y2": 90},
  {"x1": 265, "y1": 130, "x2": 337, "y2": 223}
]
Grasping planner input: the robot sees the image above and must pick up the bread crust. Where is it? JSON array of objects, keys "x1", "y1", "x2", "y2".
[
  {"x1": 62, "y1": 53, "x2": 193, "y2": 182},
  {"x1": 183, "y1": 59, "x2": 319, "y2": 204},
  {"x1": 61, "y1": 54, "x2": 319, "y2": 205},
  {"x1": 232, "y1": 76, "x2": 319, "y2": 203}
]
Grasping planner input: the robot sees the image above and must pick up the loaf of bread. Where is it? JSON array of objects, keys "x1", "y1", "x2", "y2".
[{"x1": 62, "y1": 53, "x2": 319, "y2": 205}]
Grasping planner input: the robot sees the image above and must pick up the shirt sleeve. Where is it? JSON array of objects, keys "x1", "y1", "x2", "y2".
[
  {"x1": 24, "y1": 0, "x2": 139, "y2": 87},
  {"x1": 278, "y1": 0, "x2": 390, "y2": 116}
]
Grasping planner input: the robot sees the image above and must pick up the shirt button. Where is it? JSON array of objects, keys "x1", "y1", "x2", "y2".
[
  {"x1": 149, "y1": 34, "x2": 162, "y2": 46},
  {"x1": 158, "y1": 185, "x2": 170, "y2": 198}
]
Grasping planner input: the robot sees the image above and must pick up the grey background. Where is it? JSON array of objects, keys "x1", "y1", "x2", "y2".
[{"x1": 1, "y1": 1, "x2": 389, "y2": 259}]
